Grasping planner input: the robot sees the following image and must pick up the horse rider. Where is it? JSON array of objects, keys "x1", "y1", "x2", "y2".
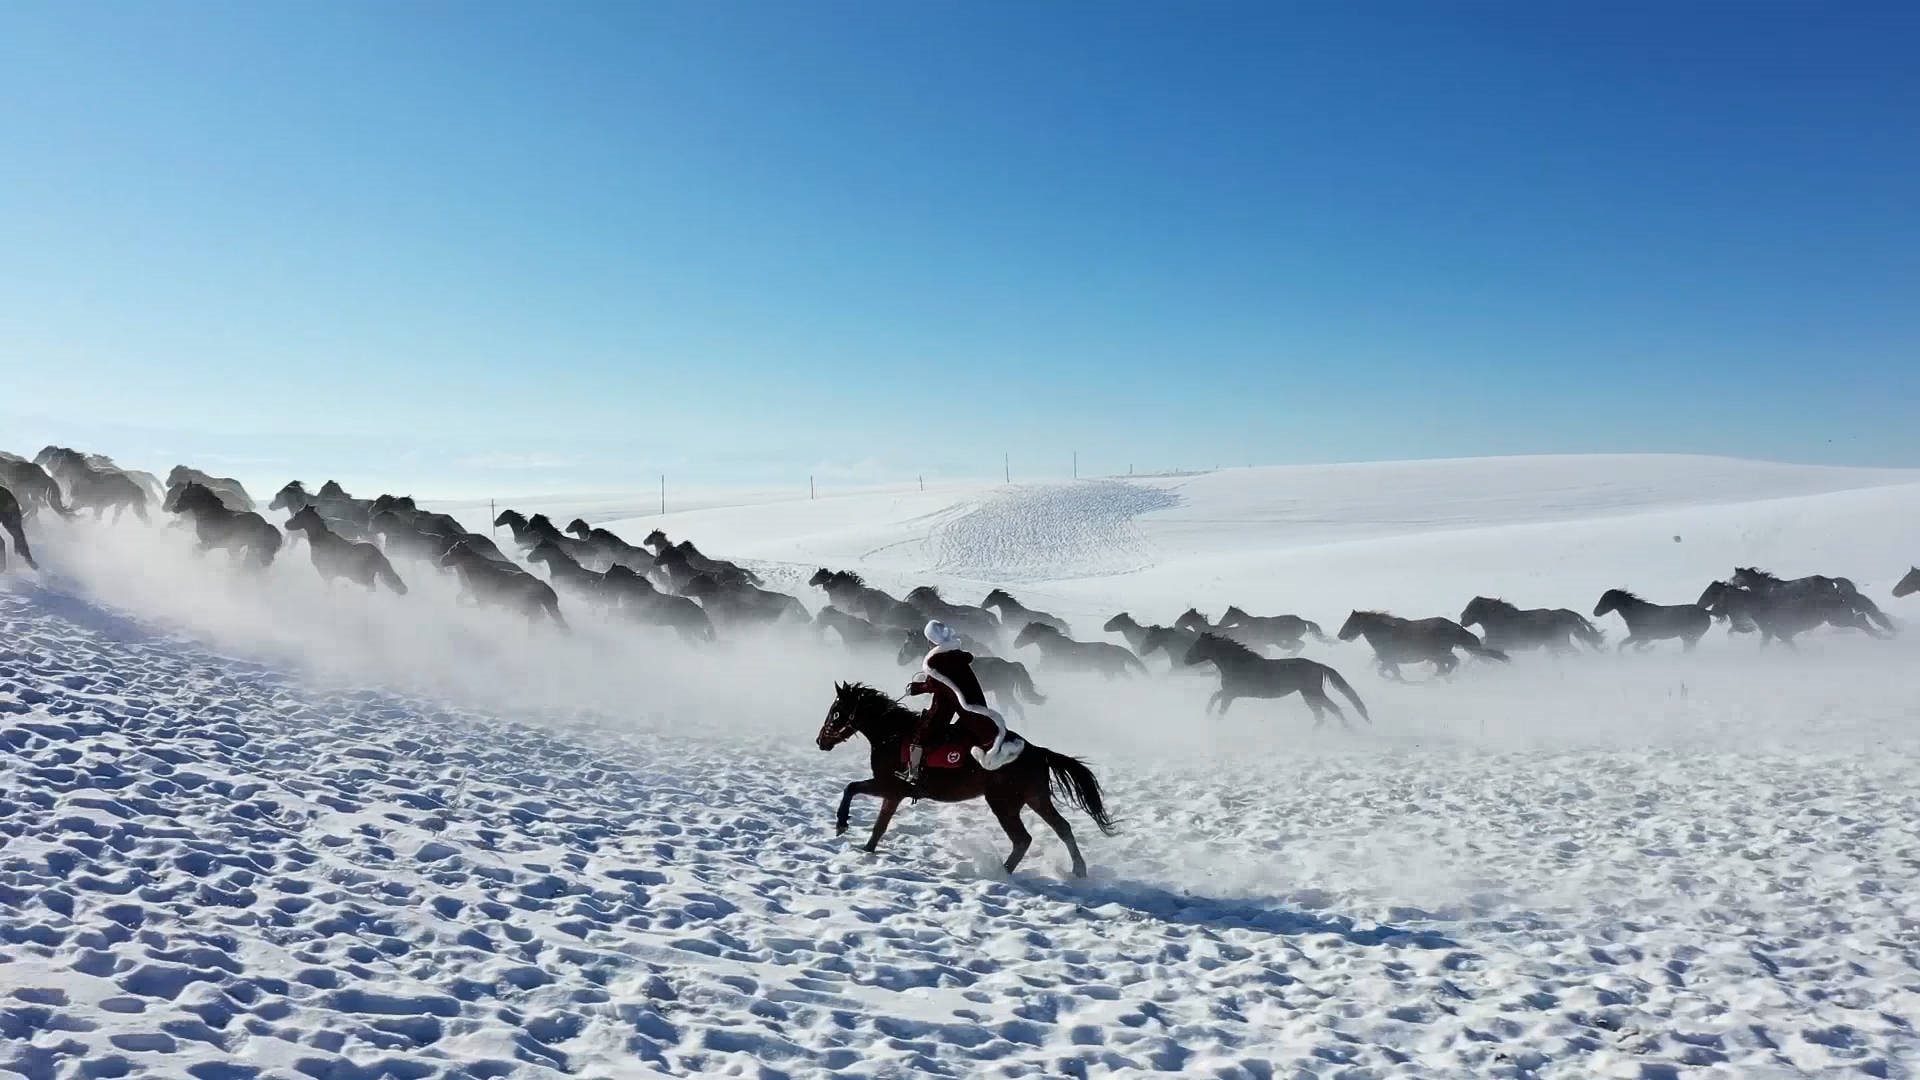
[{"x1": 900, "y1": 620, "x2": 1024, "y2": 786}]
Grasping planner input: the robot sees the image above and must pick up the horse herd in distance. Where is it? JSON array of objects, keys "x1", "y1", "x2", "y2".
[{"x1": 3, "y1": 444, "x2": 1916, "y2": 729}]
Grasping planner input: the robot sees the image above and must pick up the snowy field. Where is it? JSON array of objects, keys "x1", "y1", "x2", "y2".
[{"x1": 5, "y1": 453, "x2": 1920, "y2": 1078}]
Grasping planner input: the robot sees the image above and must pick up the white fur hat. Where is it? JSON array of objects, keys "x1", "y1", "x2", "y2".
[{"x1": 924, "y1": 620, "x2": 956, "y2": 647}]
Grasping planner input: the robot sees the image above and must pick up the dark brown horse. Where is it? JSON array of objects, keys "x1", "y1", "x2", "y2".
[
  {"x1": 1897, "y1": 568, "x2": 1920, "y2": 599},
  {"x1": 1592, "y1": 589, "x2": 1712, "y2": 652},
  {"x1": 1337, "y1": 610, "x2": 1508, "y2": 679},
  {"x1": 817, "y1": 682, "x2": 1116, "y2": 877},
  {"x1": 284, "y1": 506, "x2": 407, "y2": 594},
  {"x1": 1183, "y1": 633, "x2": 1368, "y2": 728},
  {"x1": 0, "y1": 456, "x2": 73, "y2": 519}
]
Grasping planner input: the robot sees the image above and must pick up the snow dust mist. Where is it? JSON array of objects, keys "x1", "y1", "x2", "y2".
[{"x1": 20, "y1": 506, "x2": 1920, "y2": 909}]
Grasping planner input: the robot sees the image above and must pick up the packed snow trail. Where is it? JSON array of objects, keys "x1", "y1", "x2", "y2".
[{"x1": 5, "y1": 577, "x2": 1920, "y2": 1078}]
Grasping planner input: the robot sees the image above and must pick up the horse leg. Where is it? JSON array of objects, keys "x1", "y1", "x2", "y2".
[
  {"x1": 1205, "y1": 689, "x2": 1225, "y2": 715},
  {"x1": 1215, "y1": 693, "x2": 1235, "y2": 715},
  {"x1": 1027, "y1": 792, "x2": 1086, "y2": 878},
  {"x1": 988, "y1": 789, "x2": 1033, "y2": 874},
  {"x1": 862, "y1": 795, "x2": 903, "y2": 853},
  {"x1": 1304, "y1": 688, "x2": 1347, "y2": 731},
  {"x1": 1680, "y1": 633, "x2": 1699, "y2": 652},
  {"x1": 837, "y1": 778, "x2": 885, "y2": 837}
]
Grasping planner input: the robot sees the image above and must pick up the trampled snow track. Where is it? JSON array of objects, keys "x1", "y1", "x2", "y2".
[
  {"x1": 926, "y1": 480, "x2": 1181, "y2": 582},
  {"x1": 6, "y1": 575, "x2": 1920, "y2": 1078}
]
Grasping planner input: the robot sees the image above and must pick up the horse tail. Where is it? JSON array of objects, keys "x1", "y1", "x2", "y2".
[
  {"x1": 1321, "y1": 664, "x2": 1370, "y2": 724},
  {"x1": 1015, "y1": 664, "x2": 1046, "y2": 704},
  {"x1": 1124, "y1": 651, "x2": 1149, "y2": 676},
  {"x1": 1043, "y1": 750, "x2": 1118, "y2": 836},
  {"x1": 1572, "y1": 615, "x2": 1606, "y2": 650},
  {"x1": 45, "y1": 483, "x2": 75, "y2": 518},
  {"x1": 376, "y1": 557, "x2": 409, "y2": 596},
  {"x1": 1305, "y1": 619, "x2": 1331, "y2": 643}
]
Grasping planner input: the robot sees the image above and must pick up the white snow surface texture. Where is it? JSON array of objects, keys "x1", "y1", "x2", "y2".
[{"x1": 4, "y1": 453, "x2": 1920, "y2": 1079}]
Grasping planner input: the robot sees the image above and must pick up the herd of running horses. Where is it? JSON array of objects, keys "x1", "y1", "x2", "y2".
[{"x1": 4, "y1": 444, "x2": 1915, "y2": 876}]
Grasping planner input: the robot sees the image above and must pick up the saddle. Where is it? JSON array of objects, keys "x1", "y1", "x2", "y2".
[{"x1": 899, "y1": 744, "x2": 972, "y2": 770}]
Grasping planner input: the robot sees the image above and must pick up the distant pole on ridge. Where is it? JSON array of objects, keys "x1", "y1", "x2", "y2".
[
  {"x1": 1004, "y1": 452, "x2": 1010, "y2": 484},
  {"x1": 810, "y1": 475, "x2": 815, "y2": 500},
  {"x1": 489, "y1": 499, "x2": 496, "y2": 535},
  {"x1": 660, "y1": 474, "x2": 665, "y2": 516},
  {"x1": 1073, "y1": 451, "x2": 1077, "y2": 479}
]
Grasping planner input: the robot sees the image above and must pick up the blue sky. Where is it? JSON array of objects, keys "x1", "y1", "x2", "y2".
[{"x1": 2, "y1": 2, "x2": 1916, "y2": 497}]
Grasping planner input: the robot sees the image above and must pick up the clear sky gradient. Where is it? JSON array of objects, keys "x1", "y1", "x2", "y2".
[{"x1": 2, "y1": 2, "x2": 1916, "y2": 496}]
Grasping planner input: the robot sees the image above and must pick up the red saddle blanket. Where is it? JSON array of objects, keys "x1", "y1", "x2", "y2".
[{"x1": 901, "y1": 744, "x2": 972, "y2": 770}]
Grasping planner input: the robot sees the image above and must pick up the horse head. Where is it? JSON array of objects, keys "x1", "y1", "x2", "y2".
[
  {"x1": 643, "y1": 529, "x2": 669, "y2": 550},
  {"x1": 1174, "y1": 608, "x2": 1211, "y2": 633},
  {"x1": 1220, "y1": 605, "x2": 1250, "y2": 625},
  {"x1": 284, "y1": 505, "x2": 325, "y2": 534},
  {"x1": 565, "y1": 518, "x2": 592, "y2": 538},
  {"x1": 1593, "y1": 589, "x2": 1636, "y2": 617},
  {"x1": 1896, "y1": 568, "x2": 1920, "y2": 599},
  {"x1": 166, "y1": 465, "x2": 195, "y2": 488},
  {"x1": 1459, "y1": 597, "x2": 1496, "y2": 628},
  {"x1": 1103, "y1": 613, "x2": 1136, "y2": 634},
  {"x1": 817, "y1": 682, "x2": 873, "y2": 751},
  {"x1": 493, "y1": 509, "x2": 525, "y2": 529},
  {"x1": 318, "y1": 480, "x2": 349, "y2": 499},
  {"x1": 896, "y1": 631, "x2": 926, "y2": 666},
  {"x1": 1012, "y1": 622, "x2": 1053, "y2": 649},
  {"x1": 270, "y1": 482, "x2": 307, "y2": 511},
  {"x1": 162, "y1": 481, "x2": 208, "y2": 515},
  {"x1": 1336, "y1": 610, "x2": 1378, "y2": 641},
  {"x1": 808, "y1": 568, "x2": 834, "y2": 589}
]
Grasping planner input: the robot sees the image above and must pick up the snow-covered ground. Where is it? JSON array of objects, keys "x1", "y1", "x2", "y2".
[{"x1": 5, "y1": 453, "x2": 1920, "y2": 1078}]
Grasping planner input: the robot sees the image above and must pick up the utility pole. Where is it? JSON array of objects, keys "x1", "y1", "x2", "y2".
[
  {"x1": 1073, "y1": 451, "x2": 1077, "y2": 479},
  {"x1": 489, "y1": 499, "x2": 496, "y2": 535},
  {"x1": 1003, "y1": 452, "x2": 1010, "y2": 484},
  {"x1": 810, "y1": 475, "x2": 815, "y2": 500},
  {"x1": 659, "y1": 474, "x2": 665, "y2": 516}
]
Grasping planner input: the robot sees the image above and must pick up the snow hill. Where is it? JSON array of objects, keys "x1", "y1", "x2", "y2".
[{"x1": 5, "y1": 453, "x2": 1920, "y2": 1078}]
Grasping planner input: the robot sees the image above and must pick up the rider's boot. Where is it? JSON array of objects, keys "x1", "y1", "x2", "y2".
[{"x1": 897, "y1": 744, "x2": 924, "y2": 792}]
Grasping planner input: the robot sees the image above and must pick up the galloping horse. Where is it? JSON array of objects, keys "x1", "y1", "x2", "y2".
[
  {"x1": 1698, "y1": 580, "x2": 1883, "y2": 647},
  {"x1": 1592, "y1": 589, "x2": 1712, "y2": 652},
  {"x1": 284, "y1": 506, "x2": 407, "y2": 594},
  {"x1": 1729, "y1": 567, "x2": 1894, "y2": 635},
  {"x1": 1337, "y1": 610, "x2": 1508, "y2": 679},
  {"x1": 1183, "y1": 633, "x2": 1369, "y2": 729},
  {"x1": 1458, "y1": 597, "x2": 1605, "y2": 654},
  {"x1": 164, "y1": 482, "x2": 282, "y2": 567},
  {"x1": 1013, "y1": 623, "x2": 1148, "y2": 678},
  {"x1": 0, "y1": 457, "x2": 73, "y2": 519},
  {"x1": 817, "y1": 682, "x2": 1116, "y2": 877}
]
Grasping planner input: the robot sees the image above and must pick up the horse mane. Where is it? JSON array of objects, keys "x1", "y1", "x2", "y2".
[
  {"x1": 838, "y1": 570, "x2": 866, "y2": 587},
  {"x1": 1193, "y1": 631, "x2": 1260, "y2": 663},
  {"x1": 1477, "y1": 596, "x2": 1518, "y2": 613},
  {"x1": 908, "y1": 585, "x2": 941, "y2": 601},
  {"x1": 1605, "y1": 588, "x2": 1643, "y2": 604},
  {"x1": 836, "y1": 681, "x2": 911, "y2": 725},
  {"x1": 1736, "y1": 566, "x2": 1782, "y2": 584},
  {"x1": 984, "y1": 587, "x2": 1012, "y2": 603}
]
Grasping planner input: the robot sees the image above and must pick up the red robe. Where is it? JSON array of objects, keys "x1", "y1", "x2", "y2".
[{"x1": 908, "y1": 647, "x2": 1003, "y2": 750}]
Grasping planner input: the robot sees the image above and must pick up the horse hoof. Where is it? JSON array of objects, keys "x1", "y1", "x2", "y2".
[{"x1": 835, "y1": 823, "x2": 848, "y2": 837}]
